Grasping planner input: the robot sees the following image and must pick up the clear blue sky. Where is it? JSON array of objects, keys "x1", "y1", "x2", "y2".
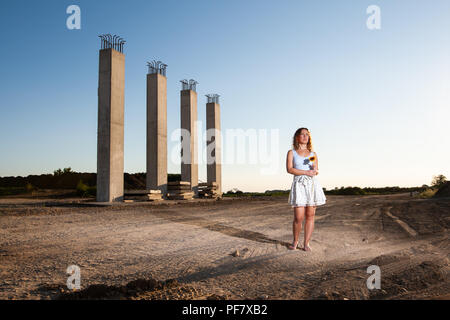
[{"x1": 1, "y1": 0, "x2": 449, "y2": 192}]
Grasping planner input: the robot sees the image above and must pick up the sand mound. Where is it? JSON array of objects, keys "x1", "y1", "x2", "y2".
[
  {"x1": 55, "y1": 277, "x2": 171, "y2": 299},
  {"x1": 433, "y1": 181, "x2": 450, "y2": 198},
  {"x1": 369, "y1": 260, "x2": 446, "y2": 299},
  {"x1": 51, "y1": 277, "x2": 224, "y2": 300}
]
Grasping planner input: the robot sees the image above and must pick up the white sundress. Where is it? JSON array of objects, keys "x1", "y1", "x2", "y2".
[{"x1": 288, "y1": 148, "x2": 327, "y2": 207}]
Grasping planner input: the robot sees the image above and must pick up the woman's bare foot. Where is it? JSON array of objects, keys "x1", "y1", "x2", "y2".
[
  {"x1": 288, "y1": 241, "x2": 299, "y2": 250},
  {"x1": 303, "y1": 243, "x2": 312, "y2": 251}
]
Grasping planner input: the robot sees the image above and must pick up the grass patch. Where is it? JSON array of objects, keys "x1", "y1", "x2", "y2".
[
  {"x1": 0, "y1": 187, "x2": 29, "y2": 196},
  {"x1": 0, "y1": 183, "x2": 37, "y2": 196},
  {"x1": 416, "y1": 188, "x2": 438, "y2": 199}
]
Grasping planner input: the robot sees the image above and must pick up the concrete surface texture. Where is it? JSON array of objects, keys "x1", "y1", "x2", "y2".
[
  {"x1": 206, "y1": 102, "x2": 222, "y2": 196},
  {"x1": 146, "y1": 73, "x2": 168, "y2": 197},
  {"x1": 97, "y1": 48, "x2": 125, "y2": 202},
  {"x1": 180, "y1": 89, "x2": 199, "y2": 196}
]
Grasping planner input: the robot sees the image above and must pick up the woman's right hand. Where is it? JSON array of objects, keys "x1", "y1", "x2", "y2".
[{"x1": 306, "y1": 170, "x2": 316, "y2": 177}]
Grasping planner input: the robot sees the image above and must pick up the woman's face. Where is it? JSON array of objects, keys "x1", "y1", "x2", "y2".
[{"x1": 298, "y1": 129, "x2": 309, "y2": 145}]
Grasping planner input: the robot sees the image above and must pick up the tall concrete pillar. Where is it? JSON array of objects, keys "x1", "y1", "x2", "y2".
[
  {"x1": 206, "y1": 94, "x2": 222, "y2": 196},
  {"x1": 96, "y1": 34, "x2": 126, "y2": 202},
  {"x1": 180, "y1": 79, "x2": 199, "y2": 197},
  {"x1": 146, "y1": 61, "x2": 168, "y2": 197}
]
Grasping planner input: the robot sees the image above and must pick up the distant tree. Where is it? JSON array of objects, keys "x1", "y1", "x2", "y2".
[
  {"x1": 63, "y1": 167, "x2": 73, "y2": 174},
  {"x1": 53, "y1": 167, "x2": 73, "y2": 176},
  {"x1": 431, "y1": 174, "x2": 447, "y2": 189}
]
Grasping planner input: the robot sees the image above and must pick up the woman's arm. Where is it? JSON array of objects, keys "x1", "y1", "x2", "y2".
[
  {"x1": 313, "y1": 152, "x2": 319, "y2": 175},
  {"x1": 286, "y1": 150, "x2": 309, "y2": 175}
]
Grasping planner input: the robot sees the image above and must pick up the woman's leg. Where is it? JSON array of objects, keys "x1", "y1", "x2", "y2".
[
  {"x1": 303, "y1": 206, "x2": 316, "y2": 250},
  {"x1": 290, "y1": 206, "x2": 305, "y2": 248}
]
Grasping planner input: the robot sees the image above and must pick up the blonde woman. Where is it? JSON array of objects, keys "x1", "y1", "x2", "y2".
[{"x1": 286, "y1": 127, "x2": 326, "y2": 251}]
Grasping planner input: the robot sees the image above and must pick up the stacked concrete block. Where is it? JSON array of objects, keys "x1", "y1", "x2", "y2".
[
  {"x1": 167, "y1": 181, "x2": 194, "y2": 200},
  {"x1": 198, "y1": 182, "x2": 220, "y2": 199},
  {"x1": 123, "y1": 189, "x2": 163, "y2": 202}
]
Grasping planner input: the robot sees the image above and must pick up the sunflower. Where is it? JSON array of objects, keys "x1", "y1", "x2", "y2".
[{"x1": 309, "y1": 156, "x2": 316, "y2": 162}]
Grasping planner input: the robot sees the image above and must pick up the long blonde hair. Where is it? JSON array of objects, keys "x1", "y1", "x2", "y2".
[{"x1": 292, "y1": 127, "x2": 314, "y2": 151}]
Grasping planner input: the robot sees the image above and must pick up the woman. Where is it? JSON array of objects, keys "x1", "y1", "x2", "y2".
[{"x1": 286, "y1": 127, "x2": 326, "y2": 251}]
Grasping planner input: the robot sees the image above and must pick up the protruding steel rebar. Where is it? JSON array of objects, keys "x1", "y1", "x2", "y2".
[
  {"x1": 107, "y1": 34, "x2": 112, "y2": 48},
  {"x1": 180, "y1": 79, "x2": 198, "y2": 92},
  {"x1": 98, "y1": 34, "x2": 126, "y2": 53},
  {"x1": 112, "y1": 35, "x2": 118, "y2": 50},
  {"x1": 118, "y1": 37, "x2": 126, "y2": 53},
  {"x1": 98, "y1": 35, "x2": 103, "y2": 49},
  {"x1": 147, "y1": 60, "x2": 168, "y2": 76},
  {"x1": 205, "y1": 94, "x2": 220, "y2": 104},
  {"x1": 189, "y1": 79, "x2": 198, "y2": 92},
  {"x1": 180, "y1": 79, "x2": 189, "y2": 90}
]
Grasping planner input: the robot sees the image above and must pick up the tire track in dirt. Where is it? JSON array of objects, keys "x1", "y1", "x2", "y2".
[
  {"x1": 0, "y1": 193, "x2": 448, "y2": 299},
  {"x1": 382, "y1": 206, "x2": 418, "y2": 237}
]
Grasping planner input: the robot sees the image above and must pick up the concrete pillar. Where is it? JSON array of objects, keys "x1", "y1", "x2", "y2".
[
  {"x1": 180, "y1": 79, "x2": 198, "y2": 196},
  {"x1": 146, "y1": 61, "x2": 168, "y2": 197},
  {"x1": 97, "y1": 45, "x2": 125, "y2": 202},
  {"x1": 206, "y1": 94, "x2": 222, "y2": 196}
]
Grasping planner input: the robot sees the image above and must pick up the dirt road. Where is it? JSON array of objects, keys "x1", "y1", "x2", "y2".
[{"x1": 0, "y1": 193, "x2": 448, "y2": 299}]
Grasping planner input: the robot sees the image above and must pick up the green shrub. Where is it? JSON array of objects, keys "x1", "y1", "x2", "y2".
[
  {"x1": 76, "y1": 180, "x2": 96, "y2": 197},
  {"x1": 25, "y1": 183, "x2": 35, "y2": 193}
]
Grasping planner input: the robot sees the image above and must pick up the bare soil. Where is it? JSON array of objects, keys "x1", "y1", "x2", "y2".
[{"x1": 0, "y1": 192, "x2": 449, "y2": 300}]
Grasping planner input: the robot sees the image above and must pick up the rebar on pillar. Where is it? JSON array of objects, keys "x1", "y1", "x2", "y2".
[
  {"x1": 96, "y1": 34, "x2": 126, "y2": 202},
  {"x1": 146, "y1": 60, "x2": 168, "y2": 197},
  {"x1": 205, "y1": 94, "x2": 222, "y2": 197},
  {"x1": 180, "y1": 79, "x2": 199, "y2": 196}
]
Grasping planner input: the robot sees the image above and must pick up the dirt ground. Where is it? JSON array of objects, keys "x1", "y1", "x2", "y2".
[{"x1": 0, "y1": 192, "x2": 449, "y2": 300}]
